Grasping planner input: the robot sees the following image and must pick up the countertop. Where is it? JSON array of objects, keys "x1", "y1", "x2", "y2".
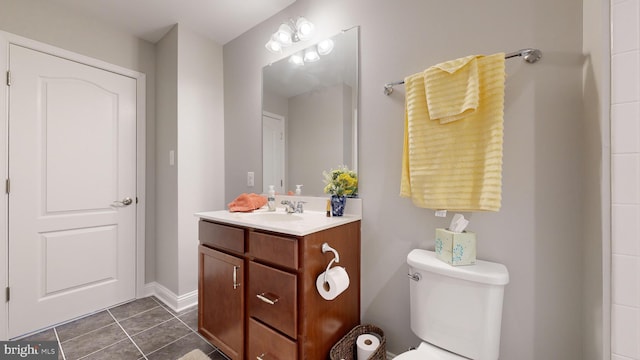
[{"x1": 195, "y1": 207, "x2": 361, "y2": 236}]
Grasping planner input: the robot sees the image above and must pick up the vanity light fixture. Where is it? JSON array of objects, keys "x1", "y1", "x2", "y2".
[{"x1": 265, "y1": 17, "x2": 315, "y2": 54}]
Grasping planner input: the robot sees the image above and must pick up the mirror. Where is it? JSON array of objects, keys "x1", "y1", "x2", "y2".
[{"x1": 262, "y1": 27, "x2": 359, "y2": 196}]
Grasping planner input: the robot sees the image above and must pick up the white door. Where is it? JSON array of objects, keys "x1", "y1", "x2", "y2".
[
  {"x1": 262, "y1": 112, "x2": 285, "y2": 194},
  {"x1": 8, "y1": 44, "x2": 137, "y2": 338}
]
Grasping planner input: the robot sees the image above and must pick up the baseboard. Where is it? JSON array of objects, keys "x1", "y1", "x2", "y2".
[{"x1": 144, "y1": 281, "x2": 198, "y2": 312}]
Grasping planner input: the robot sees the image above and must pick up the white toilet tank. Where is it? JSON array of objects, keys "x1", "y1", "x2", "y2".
[{"x1": 407, "y1": 249, "x2": 509, "y2": 360}]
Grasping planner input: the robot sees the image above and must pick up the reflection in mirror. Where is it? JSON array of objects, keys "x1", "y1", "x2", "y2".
[{"x1": 262, "y1": 27, "x2": 358, "y2": 196}]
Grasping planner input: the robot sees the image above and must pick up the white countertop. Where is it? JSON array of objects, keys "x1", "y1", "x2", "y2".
[
  {"x1": 195, "y1": 208, "x2": 361, "y2": 236},
  {"x1": 196, "y1": 195, "x2": 362, "y2": 236}
]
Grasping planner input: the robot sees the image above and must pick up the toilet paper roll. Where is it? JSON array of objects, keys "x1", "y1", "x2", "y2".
[
  {"x1": 356, "y1": 333, "x2": 380, "y2": 360},
  {"x1": 315, "y1": 266, "x2": 350, "y2": 300}
]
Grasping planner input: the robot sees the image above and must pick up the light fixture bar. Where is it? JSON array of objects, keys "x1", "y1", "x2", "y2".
[{"x1": 265, "y1": 17, "x2": 315, "y2": 54}]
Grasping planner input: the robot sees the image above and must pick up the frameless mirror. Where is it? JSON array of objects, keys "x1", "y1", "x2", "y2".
[{"x1": 262, "y1": 27, "x2": 359, "y2": 196}]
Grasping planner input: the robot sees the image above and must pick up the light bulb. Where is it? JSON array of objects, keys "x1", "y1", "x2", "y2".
[
  {"x1": 303, "y1": 48, "x2": 320, "y2": 62},
  {"x1": 317, "y1": 39, "x2": 334, "y2": 55},
  {"x1": 295, "y1": 17, "x2": 314, "y2": 40},
  {"x1": 265, "y1": 39, "x2": 282, "y2": 53},
  {"x1": 289, "y1": 54, "x2": 304, "y2": 65},
  {"x1": 274, "y1": 24, "x2": 294, "y2": 47}
]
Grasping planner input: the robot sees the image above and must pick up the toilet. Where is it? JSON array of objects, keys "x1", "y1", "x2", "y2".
[{"x1": 396, "y1": 249, "x2": 510, "y2": 360}]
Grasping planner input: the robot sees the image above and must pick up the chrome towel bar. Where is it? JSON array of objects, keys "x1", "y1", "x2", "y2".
[{"x1": 383, "y1": 48, "x2": 542, "y2": 95}]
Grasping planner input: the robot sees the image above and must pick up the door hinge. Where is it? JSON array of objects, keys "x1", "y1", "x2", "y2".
[
  {"x1": 6, "y1": 71, "x2": 10, "y2": 86},
  {"x1": 5, "y1": 178, "x2": 9, "y2": 194},
  {"x1": 5, "y1": 287, "x2": 9, "y2": 302}
]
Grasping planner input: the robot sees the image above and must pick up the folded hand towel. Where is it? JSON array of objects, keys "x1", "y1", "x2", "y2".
[
  {"x1": 425, "y1": 55, "x2": 479, "y2": 124},
  {"x1": 401, "y1": 53, "x2": 505, "y2": 212},
  {"x1": 228, "y1": 193, "x2": 267, "y2": 212}
]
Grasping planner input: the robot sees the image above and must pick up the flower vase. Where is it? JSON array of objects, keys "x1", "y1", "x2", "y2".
[{"x1": 331, "y1": 195, "x2": 346, "y2": 217}]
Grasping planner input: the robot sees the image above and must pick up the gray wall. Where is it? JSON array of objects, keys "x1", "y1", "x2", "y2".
[
  {"x1": 155, "y1": 26, "x2": 179, "y2": 292},
  {"x1": 176, "y1": 25, "x2": 225, "y2": 295},
  {"x1": 156, "y1": 24, "x2": 226, "y2": 296},
  {"x1": 224, "y1": 0, "x2": 589, "y2": 358}
]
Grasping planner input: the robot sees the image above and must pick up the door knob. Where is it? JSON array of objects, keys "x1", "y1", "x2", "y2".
[{"x1": 113, "y1": 197, "x2": 133, "y2": 206}]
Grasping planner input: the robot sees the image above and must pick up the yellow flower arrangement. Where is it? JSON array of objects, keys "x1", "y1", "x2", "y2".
[{"x1": 322, "y1": 165, "x2": 358, "y2": 196}]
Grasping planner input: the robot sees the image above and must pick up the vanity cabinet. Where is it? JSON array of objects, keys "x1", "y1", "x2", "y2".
[
  {"x1": 198, "y1": 245, "x2": 244, "y2": 359},
  {"x1": 198, "y1": 218, "x2": 361, "y2": 360}
]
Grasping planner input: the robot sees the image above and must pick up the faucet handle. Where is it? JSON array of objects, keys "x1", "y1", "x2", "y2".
[
  {"x1": 295, "y1": 201, "x2": 306, "y2": 213},
  {"x1": 281, "y1": 200, "x2": 296, "y2": 213}
]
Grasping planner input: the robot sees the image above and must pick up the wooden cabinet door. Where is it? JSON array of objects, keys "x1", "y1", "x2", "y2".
[{"x1": 198, "y1": 245, "x2": 244, "y2": 360}]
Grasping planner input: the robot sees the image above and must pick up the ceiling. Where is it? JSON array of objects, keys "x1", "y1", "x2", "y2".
[{"x1": 46, "y1": 0, "x2": 297, "y2": 44}]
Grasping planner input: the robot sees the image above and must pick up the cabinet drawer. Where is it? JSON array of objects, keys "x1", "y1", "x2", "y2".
[
  {"x1": 248, "y1": 261, "x2": 297, "y2": 338},
  {"x1": 248, "y1": 318, "x2": 297, "y2": 360},
  {"x1": 248, "y1": 232, "x2": 298, "y2": 269},
  {"x1": 199, "y1": 220, "x2": 245, "y2": 254}
]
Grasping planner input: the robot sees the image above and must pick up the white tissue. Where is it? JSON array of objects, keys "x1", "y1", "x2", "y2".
[
  {"x1": 356, "y1": 333, "x2": 380, "y2": 360},
  {"x1": 449, "y1": 214, "x2": 469, "y2": 233},
  {"x1": 316, "y1": 266, "x2": 350, "y2": 300}
]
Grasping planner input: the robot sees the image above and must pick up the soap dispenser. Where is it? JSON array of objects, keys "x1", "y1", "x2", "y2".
[
  {"x1": 267, "y1": 185, "x2": 276, "y2": 211},
  {"x1": 295, "y1": 184, "x2": 303, "y2": 195}
]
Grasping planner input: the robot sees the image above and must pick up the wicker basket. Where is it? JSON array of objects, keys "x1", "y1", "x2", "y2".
[{"x1": 329, "y1": 324, "x2": 386, "y2": 360}]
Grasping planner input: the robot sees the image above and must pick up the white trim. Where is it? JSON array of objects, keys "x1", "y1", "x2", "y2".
[
  {"x1": 0, "y1": 31, "x2": 9, "y2": 342},
  {"x1": 135, "y1": 74, "x2": 147, "y2": 298},
  {"x1": 602, "y1": 0, "x2": 612, "y2": 358},
  {"x1": 0, "y1": 30, "x2": 146, "y2": 340},
  {"x1": 144, "y1": 281, "x2": 198, "y2": 313},
  {"x1": 262, "y1": 110, "x2": 284, "y2": 121}
]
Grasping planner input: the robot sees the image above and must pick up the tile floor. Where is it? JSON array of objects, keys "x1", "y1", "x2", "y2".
[{"x1": 16, "y1": 296, "x2": 229, "y2": 360}]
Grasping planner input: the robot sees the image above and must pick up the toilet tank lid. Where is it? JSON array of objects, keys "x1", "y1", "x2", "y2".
[{"x1": 407, "y1": 249, "x2": 509, "y2": 285}]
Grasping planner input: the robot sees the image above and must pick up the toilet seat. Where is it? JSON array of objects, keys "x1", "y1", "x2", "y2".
[{"x1": 394, "y1": 342, "x2": 466, "y2": 360}]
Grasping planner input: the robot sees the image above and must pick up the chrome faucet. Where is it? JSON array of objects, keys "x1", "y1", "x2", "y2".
[{"x1": 281, "y1": 200, "x2": 305, "y2": 213}]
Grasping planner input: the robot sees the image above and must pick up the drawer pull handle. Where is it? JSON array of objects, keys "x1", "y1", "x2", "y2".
[
  {"x1": 233, "y1": 266, "x2": 240, "y2": 289},
  {"x1": 256, "y1": 353, "x2": 266, "y2": 360},
  {"x1": 256, "y1": 292, "x2": 279, "y2": 305}
]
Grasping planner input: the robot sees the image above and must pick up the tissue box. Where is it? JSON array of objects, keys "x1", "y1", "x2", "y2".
[{"x1": 435, "y1": 228, "x2": 476, "y2": 266}]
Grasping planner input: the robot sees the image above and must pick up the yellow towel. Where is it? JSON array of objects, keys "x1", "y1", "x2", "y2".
[
  {"x1": 425, "y1": 55, "x2": 479, "y2": 124},
  {"x1": 400, "y1": 53, "x2": 505, "y2": 212}
]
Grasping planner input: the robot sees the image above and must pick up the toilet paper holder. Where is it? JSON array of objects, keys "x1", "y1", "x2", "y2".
[{"x1": 321, "y1": 243, "x2": 340, "y2": 284}]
